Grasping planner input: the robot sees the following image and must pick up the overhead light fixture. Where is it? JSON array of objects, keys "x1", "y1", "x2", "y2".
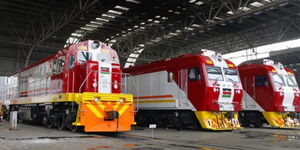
[
  {"x1": 195, "y1": 1, "x2": 204, "y2": 5},
  {"x1": 189, "y1": 0, "x2": 196, "y2": 3},
  {"x1": 115, "y1": 5, "x2": 130, "y2": 11},
  {"x1": 108, "y1": 10, "x2": 123, "y2": 15},
  {"x1": 101, "y1": 13, "x2": 116, "y2": 19},
  {"x1": 126, "y1": 0, "x2": 141, "y2": 4},
  {"x1": 96, "y1": 18, "x2": 109, "y2": 22}
]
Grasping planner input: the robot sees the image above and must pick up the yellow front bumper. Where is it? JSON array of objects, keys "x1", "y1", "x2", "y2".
[
  {"x1": 195, "y1": 111, "x2": 242, "y2": 130},
  {"x1": 262, "y1": 112, "x2": 300, "y2": 128},
  {"x1": 72, "y1": 92, "x2": 135, "y2": 132}
]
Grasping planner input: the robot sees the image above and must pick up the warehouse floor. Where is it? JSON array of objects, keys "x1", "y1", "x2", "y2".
[{"x1": 0, "y1": 121, "x2": 299, "y2": 150}]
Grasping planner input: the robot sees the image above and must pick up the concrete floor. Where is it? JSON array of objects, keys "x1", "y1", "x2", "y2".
[{"x1": 0, "y1": 121, "x2": 299, "y2": 150}]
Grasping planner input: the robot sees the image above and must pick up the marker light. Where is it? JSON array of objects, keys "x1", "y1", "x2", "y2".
[
  {"x1": 227, "y1": 64, "x2": 234, "y2": 68},
  {"x1": 113, "y1": 80, "x2": 118, "y2": 89},
  {"x1": 92, "y1": 82, "x2": 97, "y2": 88},
  {"x1": 206, "y1": 60, "x2": 213, "y2": 65},
  {"x1": 119, "y1": 98, "x2": 125, "y2": 103},
  {"x1": 213, "y1": 88, "x2": 219, "y2": 92},
  {"x1": 94, "y1": 97, "x2": 99, "y2": 103},
  {"x1": 271, "y1": 69, "x2": 277, "y2": 73}
]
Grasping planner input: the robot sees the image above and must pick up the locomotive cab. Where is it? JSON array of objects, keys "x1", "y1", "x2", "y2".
[
  {"x1": 238, "y1": 59, "x2": 300, "y2": 128},
  {"x1": 64, "y1": 40, "x2": 121, "y2": 94}
]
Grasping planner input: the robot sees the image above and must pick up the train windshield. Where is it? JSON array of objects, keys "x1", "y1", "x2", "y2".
[
  {"x1": 271, "y1": 74, "x2": 286, "y2": 87},
  {"x1": 78, "y1": 51, "x2": 92, "y2": 63},
  {"x1": 97, "y1": 53, "x2": 112, "y2": 63},
  {"x1": 224, "y1": 68, "x2": 240, "y2": 82},
  {"x1": 206, "y1": 66, "x2": 223, "y2": 81},
  {"x1": 285, "y1": 75, "x2": 298, "y2": 87}
]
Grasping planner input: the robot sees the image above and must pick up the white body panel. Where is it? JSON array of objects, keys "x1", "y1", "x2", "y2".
[
  {"x1": 125, "y1": 71, "x2": 196, "y2": 110},
  {"x1": 98, "y1": 63, "x2": 112, "y2": 93},
  {"x1": 217, "y1": 81, "x2": 234, "y2": 111},
  {"x1": 241, "y1": 91, "x2": 264, "y2": 111},
  {"x1": 282, "y1": 87, "x2": 295, "y2": 111},
  {"x1": 273, "y1": 64, "x2": 295, "y2": 111}
]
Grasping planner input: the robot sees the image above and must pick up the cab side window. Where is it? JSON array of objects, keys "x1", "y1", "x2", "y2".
[
  {"x1": 53, "y1": 56, "x2": 65, "y2": 74},
  {"x1": 78, "y1": 51, "x2": 92, "y2": 63},
  {"x1": 167, "y1": 72, "x2": 174, "y2": 82},
  {"x1": 255, "y1": 75, "x2": 268, "y2": 87},
  {"x1": 188, "y1": 67, "x2": 201, "y2": 81}
]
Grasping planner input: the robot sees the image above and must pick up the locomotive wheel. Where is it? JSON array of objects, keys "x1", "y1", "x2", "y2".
[
  {"x1": 57, "y1": 117, "x2": 65, "y2": 130},
  {"x1": 46, "y1": 119, "x2": 53, "y2": 128},
  {"x1": 253, "y1": 122, "x2": 263, "y2": 128},
  {"x1": 42, "y1": 117, "x2": 47, "y2": 127},
  {"x1": 242, "y1": 121, "x2": 251, "y2": 127}
]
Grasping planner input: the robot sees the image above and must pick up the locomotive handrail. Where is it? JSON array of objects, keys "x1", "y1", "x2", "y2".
[
  {"x1": 79, "y1": 70, "x2": 97, "y2": 93},
  {"x1": 79, "y1": 70, "x2": 137, "y2": 93},
  {"x1": 66, "y1": 71, "x2": 75, "y2": 93},
  {"x1": 71, "y1": 71, "x2": 75, "y2": 93},
  {"x1": 78, "y1": 70, "x2": 140, "y2": 112},
  {"x1": 122, "y1": 73, "x2": 140, "y2": 112}
]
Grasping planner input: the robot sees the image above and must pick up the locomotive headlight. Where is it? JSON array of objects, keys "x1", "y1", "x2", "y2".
[
  {"x1": 119, "y1": 98, "x2": 125, "y2": 103},
  {"x1": 296, "y1": 93, "x2": 299, "y2": 97},
  {"x1": 94, "y1": 97, "x2": 99, "y2": 103},
  {"x1": 213, "y1": 88, "x2": 218, "y2": 92},
  {"x1": 113, "y1": 80, "x2": 118, "y2": 89},
  {"x1": 91, "y1": 41, "x2": 100, "y2": 49},
  {"x1": 236, "y1": 90, "x2": 240, "y2": 94}
]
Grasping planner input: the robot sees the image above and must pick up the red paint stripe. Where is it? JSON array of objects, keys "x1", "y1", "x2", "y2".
[{"x1": 134, "y1": 95, "x2": 173, "y2": 99}]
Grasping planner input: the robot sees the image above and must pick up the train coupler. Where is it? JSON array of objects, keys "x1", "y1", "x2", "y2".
[{"x1": 105, "y1": 111, "x2": 119, "y2": 120}]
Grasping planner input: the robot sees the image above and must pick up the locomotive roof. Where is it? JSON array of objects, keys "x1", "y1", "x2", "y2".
[
  {"x1": 123, "y1": 54, "x2": 235, "y2": 75},
  {"x1": 238, "y1": 62, "x2": 293, "y2": 74},
  {"x1": 10, "y1": 51, "x2": 61, "y2": 76},
  {"x1": 9, "y1": 43, "x2": 73, "y2": 76}
]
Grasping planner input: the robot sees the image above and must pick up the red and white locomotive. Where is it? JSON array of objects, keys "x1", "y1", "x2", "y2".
[
  {"x1": 238, "y1": 59, "x2": 300, "y2": 128},
  {"x1": 123, "y1": 50, "x2": 243, "y2": 130},
  {"x1": 0, "y1": 40, "x2": 135, "y2": 132}
]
